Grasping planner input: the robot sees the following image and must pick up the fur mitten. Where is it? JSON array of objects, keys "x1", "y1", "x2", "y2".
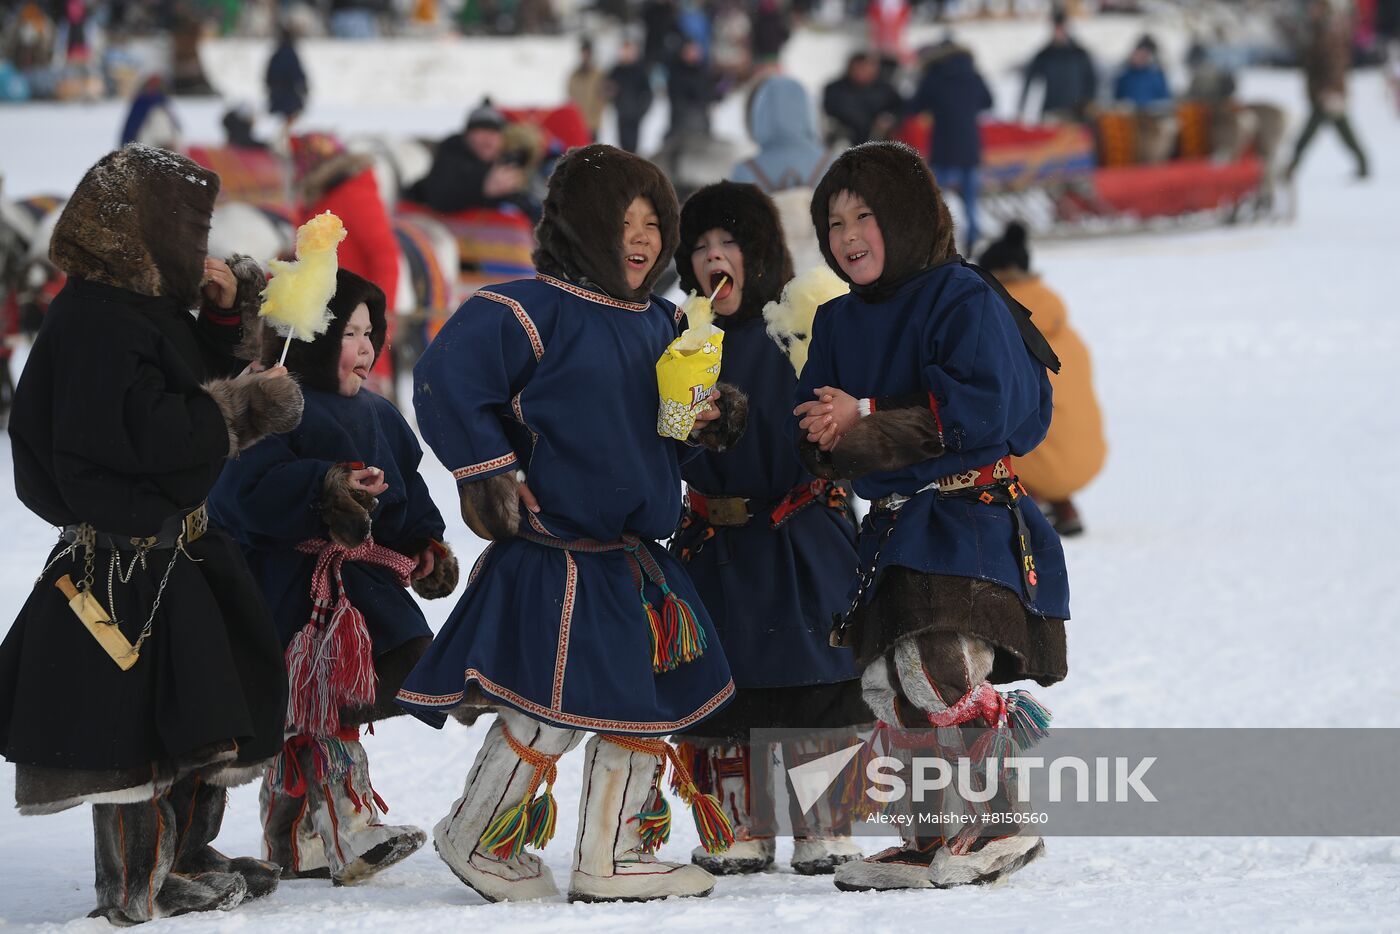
[
  {"x1": 689, "y1": 381, "x2": 749, "y2": 452},
  {"x1": 829, "y1": 408, "x2": 945, "y2": 478},
  {"x1": 321, "y1": 463, "x2": 377, "y2": 548},
  {"x1": 411, "y1": 540, "x2": 460, "y2": 599},
  {"x1": 459, "y1": 473, "x2": 520, "y2": 541},
  {"x1": 203, "y1": 370, "x2": 304, "y2": 455},
  {"x1": 199, "y1": 253, "x2": 267, "y2": 362},
  {"x1": 798, "y1": 438, "x2": 842, "y2": 480}
]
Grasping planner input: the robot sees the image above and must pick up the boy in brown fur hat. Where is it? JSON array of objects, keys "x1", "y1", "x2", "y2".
[
  {"x1": 794, "y1": 141, "x2": 1068, "y2": 891},
  {"x1": 398, "y1": 144, "x2": 748, "y2": 904}
]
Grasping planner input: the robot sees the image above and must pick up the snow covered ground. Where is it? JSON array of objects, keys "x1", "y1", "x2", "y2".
[{"x1": 2, "y1": 17, "x2": 1400, "y2": 933}]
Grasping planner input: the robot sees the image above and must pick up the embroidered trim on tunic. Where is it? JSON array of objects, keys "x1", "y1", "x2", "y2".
[
  {"x1": 536, "y1": 273, "x2": 650, "y2": 312},
  {"x1": 453, "y1": 451, "x2": 518, "y2": 480},
  {"x1": 466, "y1": 543, "x2": 494, "y2": 587},
  {"x1": 478, "y1": 290, "x2": 545, "y2": 360},
  {"x1": 398, "y1": 674, "x2": 736, "y2": 733},
  {"x1": 551, "y1": 553, "x2": 577, "y2": 710}
]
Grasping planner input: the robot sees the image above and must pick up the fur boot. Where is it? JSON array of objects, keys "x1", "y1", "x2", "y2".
[
  {"x1": 202, "y1": 369, "x2": 305, "y2": 455},
  {"x1": 293, "y1": 737, "x2": 426, "y2": 886},
  {"x1": 168, "y1": 774, "x2": 280, "y2": 899},
  {"x1": 832, "y1": 659, "x2": 938, "y2": 892},
  {"x1": 434, "y1": 709, "x2": 582, "y2": 902},
  {"x1": 259, "y1": 780, "x2": 330, "y2": 880},
  {"x1": 686, "y1": 742, "x2": 774, "y2": 875},
  {"x1": 928, "y1": 835, "x2": 1045, "y2": 888},
  {"x1": 783, "y1": 736, "x2": 864, "y2": 875},
  {"x1": 569, "y1": 736, "x2": 716, "y2": 903},
  {"x1": 91, "y1": 796, "x2": 248, "y2": 924}
]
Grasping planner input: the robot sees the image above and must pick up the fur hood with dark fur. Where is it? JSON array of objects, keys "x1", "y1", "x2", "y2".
[
  {"x1": 810, "y1": 141, "x2": 957, "y2": 300},
  {"x1": 260, "y1": 268, "x2": 387, "y2": 393},
  {"x1": 532, "y1": 144, "x2": 679, "y2": 303},
  {"x1": 50, "y1": 145, "x2": 220, "y2": 308},
  {"x1": 676, "y1": 181, "x2": 794, "y2": 327}
]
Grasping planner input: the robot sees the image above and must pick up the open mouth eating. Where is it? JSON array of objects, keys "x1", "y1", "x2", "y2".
[{"x1": 709, "y1": 271, "x2": 733, "y2": 301}]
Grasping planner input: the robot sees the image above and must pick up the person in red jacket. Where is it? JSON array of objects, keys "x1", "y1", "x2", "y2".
[{"x1": 292, "y1": 132, "x2": 401, "y2": 387}]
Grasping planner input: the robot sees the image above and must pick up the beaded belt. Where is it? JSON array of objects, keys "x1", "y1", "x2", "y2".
[{"x1": 870, "y1": 457, "x2": 1015, "y2": 512}]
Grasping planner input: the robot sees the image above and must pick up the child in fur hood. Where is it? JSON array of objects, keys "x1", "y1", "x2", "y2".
[
  {"x1": 0, "y1": 145, "x2": 303, "y2": 924},
  {"x1": 396, "y1": 144, "x2": 747, "y2": 904},
  {"x1": 793, "y1": 141, "x2": 1069, "y2": 892},
  {"x1": 668, "y1": 180, "x2": 869, "y2": 877},
  {"x1": 209, "y1": 268, "x2": 459, "y2": 887}
]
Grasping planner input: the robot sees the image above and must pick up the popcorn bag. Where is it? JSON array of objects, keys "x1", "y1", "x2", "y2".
[
  {"x1": 656, "y1": 325, "x2": 724, "y2": 440},
  {"x1": 656, "y1": 288, "x2": 726, "y2": 440}
]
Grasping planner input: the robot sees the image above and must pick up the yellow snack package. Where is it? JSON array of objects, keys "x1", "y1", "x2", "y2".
[{"x1": 656, "y1": 287, "x2": 725, "y2": 440}]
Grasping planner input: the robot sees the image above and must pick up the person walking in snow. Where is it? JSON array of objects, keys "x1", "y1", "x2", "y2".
[
  {"x1": 210, "y1": 268, "x2": 460, "y2": 888},
  {"x1": 794, "y1": 141, "x2": 1068, "y2": 892},
  {"x1": 669, "y1": 181, "x2": 869, "y2": 878},
  {"x1": 396, "y1": 145, "x2": 746, "y2": 904},
  {"x1": 1285, "y1": 0, "x2": 1370, "y2": 181}
]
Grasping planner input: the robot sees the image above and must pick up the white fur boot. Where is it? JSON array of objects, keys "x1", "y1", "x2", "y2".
[
  {"x1": 568, "y1": 736, "x2": 717, "y2": 903},
  {"x1": 434, "y1": 709, "x2": 581, "y2": 902},
  {"x1": 299, "y1": 738, "x2": 428, "y2": 886},
  {"x1": 791, "y1": 837, "x2": 865, "y2": 875},
  {"x1": 928, "y1": 835, "x2": 1045, "y2": 888},
  {"x1": 832, "y1": 836, "x2": 941, "y2": 892},
  {"x1": 685, "y1": 742, "x2": 774, "y2": 875}
]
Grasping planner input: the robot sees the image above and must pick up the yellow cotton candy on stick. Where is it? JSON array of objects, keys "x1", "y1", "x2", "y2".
[
  {"x1": 656, "y1": 277, "x2": 728, "y2": 440},
  {"x1": 761, "y1": 266, "x2": 849, "y2": 376},
  {"x1": 260, "y1": 212, "x2": 348, "y2": 364}
]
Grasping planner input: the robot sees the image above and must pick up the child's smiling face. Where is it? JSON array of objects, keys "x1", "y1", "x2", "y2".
[
  {"x1": 622, "y1": 196, "x2": 661, "y2": 292},
  {"x1": 690, "y1": 228, "x2": 744, "y2": 316},
  {"x1": 827, "y1": 190, "x2": 885, "y2": 286}
]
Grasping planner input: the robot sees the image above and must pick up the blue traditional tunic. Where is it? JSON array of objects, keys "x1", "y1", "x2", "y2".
[
  {"x1": 675, "y1": 316, "x2": 858, "y2": 688},
  {"x1": 396, "y1": 274, "x2": 735, "y2": 735},
  {"x1": 796, "y1": 262, "x2": 1071, "y2": 621},
  {"x1": 209, "y1": 387, "x2": 445, "y2": 654}
]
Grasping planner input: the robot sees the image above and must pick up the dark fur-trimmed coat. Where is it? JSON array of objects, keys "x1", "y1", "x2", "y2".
[{"x1": 0, "y1": 146, "x2": 291, "y2": 814}]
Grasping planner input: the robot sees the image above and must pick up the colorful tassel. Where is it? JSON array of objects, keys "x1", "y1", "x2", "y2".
[
  {"x1": 629, "y1": 788, "x2": 672, "y2": 853},
  {"x1": 525, "y1": 788, "x2": 558, "y2": 849},
  {"x1": 479, "y1": 799, "x2": 532, "y2": 860},
  {"x1": 1004, "y1": 689, "x2": 1053, "y2": 749},
  {"x1": 604, "y1": 735, "x2": 735, "y2": 855},
  {"x1": 661, "y1": 589, "x2": 706, "y2": 666},
  {"x1": 677, "y1": 782, "x2": 734, "y2": 854},
  {"x1": 478, "y1": 721, "x2": 563, "y2": 858}
]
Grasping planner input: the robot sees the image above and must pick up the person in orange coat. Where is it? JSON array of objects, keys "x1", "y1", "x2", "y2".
[
  {"x1": 293, "y1": 132, "x2": 401, "y2": 387},
  {"x1": 980, "y1": 222, "x2": 1105, "y2": 536}
]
